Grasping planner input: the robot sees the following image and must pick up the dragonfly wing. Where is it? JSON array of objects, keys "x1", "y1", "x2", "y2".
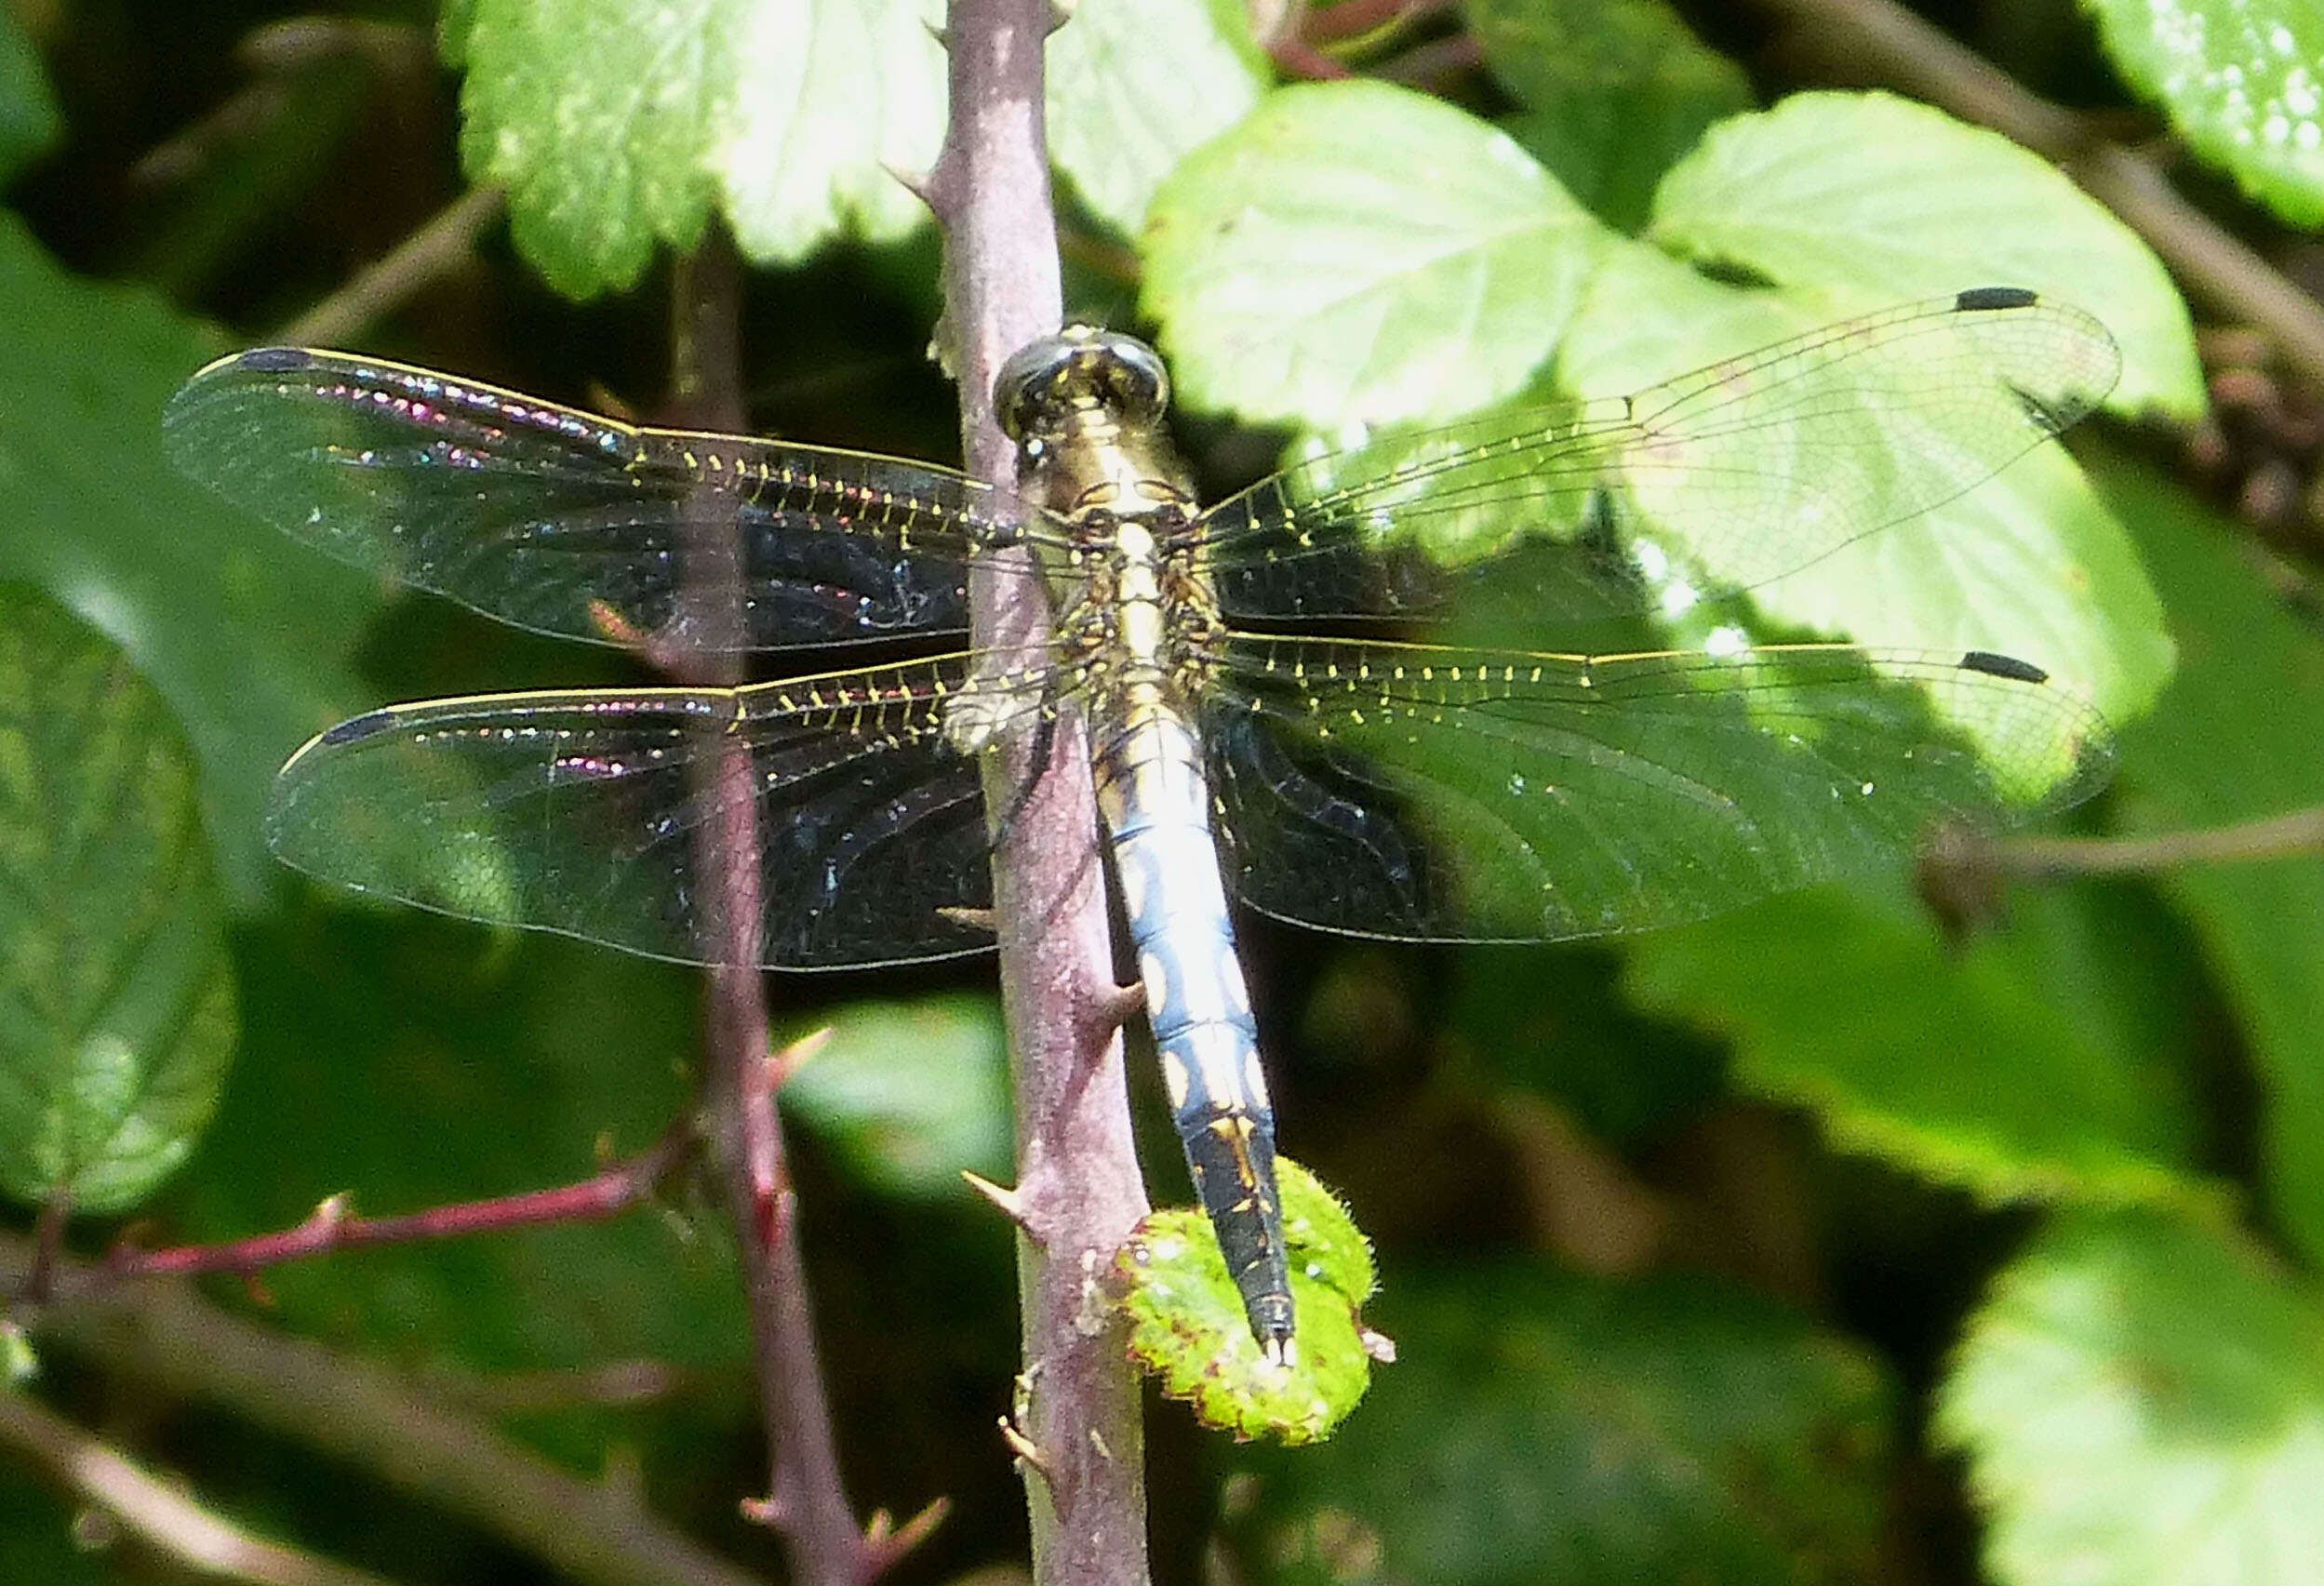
[
  {"x1": 267, "y1": 656, "x2": 1032, "y2": 968},
  {"x1": 166, "y1": 347, "x2": 1045, "y2": 652},
  {"x1": 1201, "y1": 290, "x2": 2121, "y2": 625},
  {"x1": 1204, "y1": 636, "x2": 2114, "y2": 942}
]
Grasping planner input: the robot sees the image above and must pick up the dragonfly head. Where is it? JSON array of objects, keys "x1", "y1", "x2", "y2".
[{"x1": 995, "y1": 326, "x2": 1172, "y2": 447}]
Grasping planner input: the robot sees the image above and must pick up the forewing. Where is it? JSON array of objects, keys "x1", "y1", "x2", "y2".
[
  {"x1": 265, "y1": 657, "x2": 1031, "y2": 968},
  {"x1": 165, "y1": 347, "x2": 1045, "y2": 651},
  {"x1": 1201, "y1": 291, "x2": 2121, "y2": 625},
  {"x1": 1205, "y1": 636, "x2": 2114, "y2": 941}
]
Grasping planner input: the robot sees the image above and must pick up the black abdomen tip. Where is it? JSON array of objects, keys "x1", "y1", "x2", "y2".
[
  {"x1": 1955, "y1": 287, "x2": 2040, "y2": 313},
  {"x1": 1959, "y1": 649, "x2": 2050, "y2": 684}
]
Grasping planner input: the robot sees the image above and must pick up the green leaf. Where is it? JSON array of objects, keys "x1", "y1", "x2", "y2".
[
  {"x1": 779, "y1": 993, "x2": 1010, "y2": 1198},
  {"x1": 1114, "y1": 1160, "x2": 1380, "y2": 1444},
  {"x1": 1470, "y1": 0, "x2": 1753, "y2": 233},
  {"x1": 456, "y1": 0, "x2": 943, "y2": 300},
  {"x1": 0, "y1": 7, "x2": 60, "y2": 185},
  {"x1": 1142, "y1": 79, "x2": 1605, "y2": 428},
  {"x1": 1555, "y1": 250, "x2": 2177, "y2": 726},
  {"x1": 1229, "y1": 1265, "x2": 1890, "y2": 1584},
  {"x1": 2087, "y1": 0, "x2": 2324, "y2": 228},
  {"x1": 1048, "y1": 0, "x2": 1265, "y2": 237},
  {"x1": 1937, "y1": 1210, "x2": 2324, "y2": 1586},
  {"x1": 1449, "y1": 947, "x2": 1726, "y2": 1141},
  {"x1": 0, "y1": 1466, "x2": 118, "y2": 1586},
  {"x1": 177, "y1": 908, "x2": 746, "y2": 1377},
  {"x1": 2093, "y1": 450, "x2": 2324, "y2": 1269},
  {"x1": 1648, "y1": 90, "x2": 2206, "y2": 418},
  {"x1": 1623, "y1": 879, "x2": 2210, "y2": 1212},
  {"x1": 0, "y1": 214, "x2": 382, "y2": 904},
  {"x1": 0, "y1": 588, "x2": 235, "y2": 1213}
]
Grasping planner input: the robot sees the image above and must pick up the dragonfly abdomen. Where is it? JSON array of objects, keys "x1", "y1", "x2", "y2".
[{"x1": 1096, "y1": 707, "x2": 1294, "y2": 1365}]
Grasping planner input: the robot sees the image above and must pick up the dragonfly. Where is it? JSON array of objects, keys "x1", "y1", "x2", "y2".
[{"x1": 165, "y1": 287, "x2": 2121, "y2": 1366}]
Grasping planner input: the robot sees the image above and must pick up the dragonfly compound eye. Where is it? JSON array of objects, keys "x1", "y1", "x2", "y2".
[{"x1": 995, "y1": 327, "x2": 1172, "y2": 441}]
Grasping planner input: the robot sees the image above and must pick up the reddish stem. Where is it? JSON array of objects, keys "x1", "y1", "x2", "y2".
[
  {"x1": 666, "y1": 236, "x2": 868, "y2": 1586},
  {"x1": 91, "y1": 1126, "x2": 694, "y2": 1287}
]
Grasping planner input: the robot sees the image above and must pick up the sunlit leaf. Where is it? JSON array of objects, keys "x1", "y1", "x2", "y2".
[
  {"x1": 1647, "y1": 90, "x2": 2204, "y2": 417},
  {"x1": 1114, "y1": 1160, "x2": 1381, "y2": 1444},
  {"x1": 1938, "y1": 1211, "x2": 2324, "y2": 1586},
  {"x1": 1048, "y1": 0, "x2": 1264, "y2": 237},
  {"x1": 1143, "y1": 79, "x2": 1604, "y2": 428},
  {"x1": 1555, "y1": 250, "x2": 2176, "y2": 727},
  {"x1": 456, "y1": 0, "x2": 943, "y2": 299},
  {"x1": 2086, "y1": 0, "x2": 2324, "y2": 228},
  {"x1": 0, "y1": 588, "x2": 234, "y2": 1212}
]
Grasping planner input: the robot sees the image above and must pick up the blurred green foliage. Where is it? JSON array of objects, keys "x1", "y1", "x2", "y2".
[{"x1": 0, "y1": 1, "x2": 2317, "y2": 1584}]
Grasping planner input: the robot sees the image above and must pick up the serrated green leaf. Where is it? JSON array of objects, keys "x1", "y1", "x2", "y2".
[
  {"x1": 0, "y1": 7, "x2": 60, "y2": 185},
  {"x1": 0, "y1": 214, "x2": 381, "y2": 904},
  {"x1": 1554, "y1": 250, "x2": 2176, "y2": 727},
  {"x1": 1114, "y1": 1160, "x2": 1378, "y2": 1444},
  {"x1": 2087, "y1": 0, "x2": 2324, "y2": 228},
  {"x1": 2092, "y1": 451, "x2": 2324, "y2": 1269},
  {"x1": 0, "y1": 588, "x2": 235, "y2": 1212},
  {"x1": 1229, "y1": 1265, "x2": 1890, "y2": 1585},
  {"x1": 1142, "y1": 79, "x2": 1605, "y2": 428},
  {"x1": 457, "y1": 0, "x2": 725, "y2": 298},
  {"x1": 1471, "y1": 0, "x2": 1752, "y2": 233},
  {"x1": 1937, "y1": 1211, "x2": 2324, "y2": 1586},
  {"x1": 1648, "y1": 90, "x2": 2205, "y2": 418},
  {"x1": 1048, "y1": 0, "x2": 1265, "y2": 237},
  {"x1": 779, "y1": 993, "x2": 1010, "y2": 1198},
  {"x1": 456, "y1": 0, "x2": 943, "y2": 300},
  {"x1": 714, "y1": 0, "x2": 946, "y2": 266},
  {"x1": 1623, "y1": 879, "x2": 2210, "y2": 1212}
]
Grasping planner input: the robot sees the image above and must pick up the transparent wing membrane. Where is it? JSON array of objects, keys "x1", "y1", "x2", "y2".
[
  {"x1": 165, "y1": 347, "x2": 1057, "y2": 652},
  {"x1": 264, "y1": 655, "x2": 1048, "y2": 968},
  {"x1": 1206, "y1": 636, "x2": 2115, "y2": 941},
  {"x1": 188, "y1": 288, "x2": 2120, "y2": 967},
  {"x1": 1201, "y1": 290, "x2": 2122, "y2": 625}
]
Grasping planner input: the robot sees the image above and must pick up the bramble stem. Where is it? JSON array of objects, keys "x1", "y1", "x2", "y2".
[
  {"x1": 667, "y1": 235, "x2": 869, "y2": 1586},
  {"x1": 928, "y1": 3, "x2": 1155, "y2": 1583}
]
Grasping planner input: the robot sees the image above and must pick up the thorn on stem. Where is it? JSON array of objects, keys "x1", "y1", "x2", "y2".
[
  {"x1": 767, "y1": 1026, "x2": 833, "y2": 1092},
  {"x1": 884, "y1": 162, "x2": 935, "y2": 209},
  {"x1": 862, "y1": 1497, "x2": 950, "y2": 1574},
  {"x1": 997, "y1": 1416, "x2": 1048, "y2": 1479},
  {"x1": 304, "y1": 1193, "x2": 351, "y2": 1236},
  {"x1": 1097, "y1": 980, "x2": 1145, "y2": 1031},
  {"x1": 960, "y1": 1172, "x2": 1032, "y2": 1229}
]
